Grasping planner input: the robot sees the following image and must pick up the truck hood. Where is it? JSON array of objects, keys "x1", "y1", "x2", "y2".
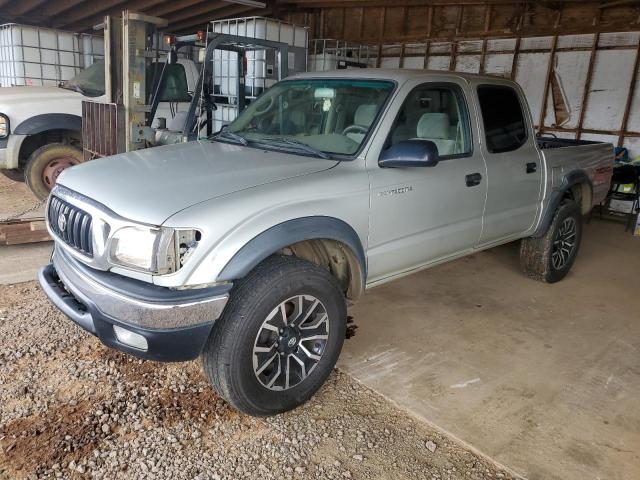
[
  {"x1": 0, "y1": 86, "x2": 82, "y2": 103},
  {"x1": 57, "y1": 140, "x2": 339, "y2": 225}
]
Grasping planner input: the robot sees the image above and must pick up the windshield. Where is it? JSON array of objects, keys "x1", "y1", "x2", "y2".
[
  {"x1": 60, "y1": 60, "x2": 105, "y2": 97},
  {"x1": 222, "y1": 79, "x2": 395, "y2": 157}
]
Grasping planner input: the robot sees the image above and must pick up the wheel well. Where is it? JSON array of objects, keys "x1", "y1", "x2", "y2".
[
  {"x1": 279, "y1": 239, "x2": 364, "y2": 302},
  {"x1": 563, "y1": 182, "x2": 592, "y2": 215},
  {"x1": 18, "y1": 129, "x2": 82, "y2": 168}
]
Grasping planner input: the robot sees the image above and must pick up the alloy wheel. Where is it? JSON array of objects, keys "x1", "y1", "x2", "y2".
[
  {"x1": 551, "y1": 217, "x2": 577, "y2": 270},
  {"x1": 253, "y1": 295, "x2": 329, "y2": 391}
]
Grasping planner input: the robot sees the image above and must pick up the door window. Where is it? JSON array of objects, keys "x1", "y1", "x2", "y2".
[
  {"x1": 477, "y1": 85, "x2": 527, "y2": 153},
  {"x1": 386, "y1": 83, "x2": 472, "y2": 158}
]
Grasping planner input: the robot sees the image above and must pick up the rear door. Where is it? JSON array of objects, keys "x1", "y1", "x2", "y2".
[{"x1": 472, "y1": 82, "x2": 543, "y2": 245}]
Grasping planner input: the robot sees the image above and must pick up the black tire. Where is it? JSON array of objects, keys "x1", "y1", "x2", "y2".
[
  {"x1": 520, "y1": 200, "x2": 582, "y2": 283},
  {"x1": 25, "y1": 143, "x2": 83, "y2": 200},
  {"x1": 202, "y1": 255, "x2": 347, "y2": 416}
]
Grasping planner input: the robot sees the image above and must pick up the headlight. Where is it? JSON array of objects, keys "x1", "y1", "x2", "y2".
[
  {"x1": 108, "y1": 226, "x2": 200, "y2": 274},
  {"x1": 0, "y1": 114, "x2": 9, "y2": 138}
]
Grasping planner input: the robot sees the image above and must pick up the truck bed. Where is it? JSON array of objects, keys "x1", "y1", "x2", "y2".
[
  {"x1": 538, "y1": 137, "x2": 614, "y2": 208},
  {"x1": 537, "y1": 136, "x2": 602, "y2": 150}
]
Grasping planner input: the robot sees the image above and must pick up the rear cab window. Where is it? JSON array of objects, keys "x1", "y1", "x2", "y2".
[{"x1": 477, "y1": 85, "x2": 527, "y2": 153}]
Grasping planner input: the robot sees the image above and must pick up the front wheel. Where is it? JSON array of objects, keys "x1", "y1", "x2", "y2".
[
  {"x1": 520, "y1": 200, "x2": 583, "y2": 283},
  {"x1": 202, "y1": 255, "x2": 347, "y2": 416},
  {"x1": 25, "y1": 143, "x2": 83, "y2": 200}
]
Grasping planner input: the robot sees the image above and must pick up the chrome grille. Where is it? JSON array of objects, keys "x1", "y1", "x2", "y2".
[{"x1": 48, "y1": 196, "x2": 94, "y2": 257}]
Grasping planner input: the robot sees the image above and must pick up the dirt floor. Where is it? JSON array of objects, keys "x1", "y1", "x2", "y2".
[
  {"x1": 0, "y1": 170, "x2": 44, "y2": 221},
  {"x1": 0, "y1": 281, "x2": 519, "y2": 480}
]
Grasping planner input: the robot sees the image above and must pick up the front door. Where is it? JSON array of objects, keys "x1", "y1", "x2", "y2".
[
  {"x1": 366, "y1": 80, "x2": 487, "y2": 284},
  {"x1": 473, "y1": 83, "x2": 543, "y2": 245}
]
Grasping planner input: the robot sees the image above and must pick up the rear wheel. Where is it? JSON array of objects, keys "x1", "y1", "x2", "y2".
[
  {"x1": 202, "y1": 255, "x2": 347, "y2": 416},
  {"x1": 25, "y1": 143, "x2": 83, "y2": 200},
  {"x1": 520, "y1": 200, "x2": 582, "y2": 283}
]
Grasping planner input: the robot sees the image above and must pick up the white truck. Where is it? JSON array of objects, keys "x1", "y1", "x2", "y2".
[
  {"x1": 0, "y1": 58, "x2": 199, "y2": 199},
  {"x1": 40, "y1": 69, "x2": 614, "y2": 416}
]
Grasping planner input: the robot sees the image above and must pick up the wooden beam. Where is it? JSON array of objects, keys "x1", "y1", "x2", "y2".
[
  {"x1": 166, "y1": 4, "x2": 258, "y2": 32},
  {"x1": 148, "y1": 0, "x2": 211, "y2": 18},
  {"x1": 537, "y1": 34, "x2": 558, "y2": 133},
  {"x1": 0, "y1": 218, "x2": 51, "y2": 246},
  {"x1": 156, "y1": 0, "x2": 229, "y2": 25},
  {"x1": 510, "y1": 37, "x2": 521, "y2": 80},
  {"x1": 449, "y1": 42, "x2": 458, "y2": 71},
  {"x1": 483, "y1": 3, "x2": 492, "y2": 33},
  {"x1": 576, "y1": 33, "x2": 599, "y2": 140},
  {"x1": 618, "y1": 36, "x2": 640, "y2": 147},
  {"x1": 479, "y1": 38, "x2": 487, "y2": 74},
  {"x1": 52, "y1": 0, "x2": 129, "y2": 28},
  {"x1": 375, "y1": 7, "x2": 386, "y2": 68},
  {"x1": 58, "y1": 0, "x2": 168, "y2": 30},
  {"x1": 5, "y1": 0, "x2": 48, "y2": 16}
]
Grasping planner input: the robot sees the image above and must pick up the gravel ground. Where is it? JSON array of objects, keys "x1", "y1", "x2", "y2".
[{"x1": 0, "y1": 282, "x2": 520, "y2": 480}]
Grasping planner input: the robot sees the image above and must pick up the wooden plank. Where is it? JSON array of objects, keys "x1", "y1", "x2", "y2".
[
  {"x1": 576, "y1": 33, "x2": 599, "y2": 140},
  {"x1": 510, "y1": 37, "x2": 521, "y2": 80},
  {"x1": 618, "y1": 36, "x2": 640, "y2": 147},
  {"x1": 0, "y1": 218, "x2": 51, "y2": 246},
  {"x1": 537, "y1": 35, "x2": 558, "y2": 134}
]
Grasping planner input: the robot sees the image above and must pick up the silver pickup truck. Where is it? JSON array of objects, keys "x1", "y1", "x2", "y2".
[{"x1": 38, "y1": 69, "x2": 613, "y2": 416}]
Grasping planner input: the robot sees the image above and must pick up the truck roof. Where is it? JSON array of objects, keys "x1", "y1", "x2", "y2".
[{"x1": 292, "y1": 68, "x2": 511, "y2": 84}]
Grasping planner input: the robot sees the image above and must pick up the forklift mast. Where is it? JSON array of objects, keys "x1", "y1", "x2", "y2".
[{"x1": 82, "y1": 13, "x2": 299, "y2": 160}]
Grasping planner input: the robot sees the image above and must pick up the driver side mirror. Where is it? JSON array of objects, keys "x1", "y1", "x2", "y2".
[{"x1": 378, "y1": 140, "x2": 439, "y2": 168}]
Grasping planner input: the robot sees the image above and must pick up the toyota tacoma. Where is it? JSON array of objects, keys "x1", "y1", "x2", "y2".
[{"x1": 39, "y1": 70, "x2": 614, "y2": 416}]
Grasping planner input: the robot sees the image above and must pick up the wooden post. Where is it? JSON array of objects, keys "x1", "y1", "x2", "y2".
[
  {"x1": 479, "y1": 3, "x2": 491, "y2": 74},
  {"x1": 576, "y1": 33, "x2": 599, "y2": 141},
  {"x1": 376, "y1": 8, "x2": 386, "y2": 68},
  {"x1": 479, "y1": 38, "x2": 488, "y2": 74},
  {"x1": 538, "y1": 35, "x2": 559, "y2": 134},
  {"x1": 510, "y1": 37, "x2": 521, "y2": 80},
  {"x1": 618, "y1": 37, "x2": 640, "y2": 147},
  {"x1": 423, "y1": 40, "x2": 431, "y2": 70},
  {"x1": 450, "y1": 42, "x2": 458, "y2": 71}
]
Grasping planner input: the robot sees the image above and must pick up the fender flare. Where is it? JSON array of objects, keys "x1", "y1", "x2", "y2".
[
  {"x1": 217, "y1": 216, "x2": 367, "y2": 285},
  {"x1": 14, "y1": 114, "x2": 82, "y2": 135},
  {"x1": 532, "y1": 169, "x2": 593, "y2": 237}
]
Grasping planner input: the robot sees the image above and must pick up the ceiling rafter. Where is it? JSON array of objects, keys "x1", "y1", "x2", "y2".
[
  {"x1": 51, "y1": 0, "x2": 131, "y2": 28},
  {"x1": 167, "y1": 3, "x2": 262, "y2": 32},
  {"x1": 58, "y1": 0, "x2": 171, "y2": 30}
]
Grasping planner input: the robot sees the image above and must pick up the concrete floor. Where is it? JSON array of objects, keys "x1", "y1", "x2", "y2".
[
  {"x1": 340, "y1": 218, "x2": 640, "y2": 480},
  {"x1": 0, "y1": 242, "x2": 52, "y2": 285}
]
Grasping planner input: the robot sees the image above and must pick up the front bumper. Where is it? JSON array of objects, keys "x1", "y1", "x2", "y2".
[{"x1": 38, "y1": 247, "x2": 232, "y2": 362}]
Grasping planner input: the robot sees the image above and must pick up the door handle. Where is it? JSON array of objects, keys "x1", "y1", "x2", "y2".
[
  {"x1": 465, "y1": 172, "x2": 482, "y2": 187},
  {"x1": 526, "y1": 162, "x2": 537, "y2": 173}
]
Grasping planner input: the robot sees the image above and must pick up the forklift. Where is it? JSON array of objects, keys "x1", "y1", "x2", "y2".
[{"x1": 82, "y1": 11, "x2": 300, "y2": 159}]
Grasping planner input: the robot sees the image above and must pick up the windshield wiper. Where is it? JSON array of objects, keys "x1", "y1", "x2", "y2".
[
  {"x1": 211, "y1": 130, "x2": 249, "y2": 146},
  {"x1": 266, "y1": 137, "x2": 330, "y2": 159}
]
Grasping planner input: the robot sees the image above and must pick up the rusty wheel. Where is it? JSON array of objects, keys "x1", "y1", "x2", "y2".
[
  {"x1": 41, "y1": 155, "x2": 80, "y2": 190},
  {"x1": 25, "y1": 143, "x2": 84, "y2": 200}
]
